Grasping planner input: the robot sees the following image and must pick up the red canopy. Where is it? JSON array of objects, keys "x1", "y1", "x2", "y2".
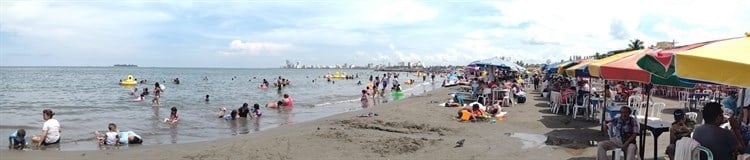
[{"x1": 599, "y1": 49, "x2": 652, "y2": 83}]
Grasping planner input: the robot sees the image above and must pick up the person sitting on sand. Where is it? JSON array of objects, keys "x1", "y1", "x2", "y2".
[
  {"x1": 8, "y1": 129, "x2": 26, "y2": 150},
  {"x1": 32, "y1": 109, "x2": 60, "y2": 147},
  {"x1": 266, "y1": 101, "x2": 283, "y2": 108},
  {"x1": 487, "y1": 101, "x2": 502, "y2": 117},
  {"x1": 164, "y1": 107, "x2": 179, "y2": 124},
  {"x1": 470, "y1": 103, "x2": 486, "y2": 118},
  {"x1": 95, "y1": 123, "x2": 120, "y2": 145},
  {"x1": 445, "y1": 94, "x2": 464, "y2": 107},
  {"x1": 117, "y1": 131, "x2": 143, "y2": 145}
]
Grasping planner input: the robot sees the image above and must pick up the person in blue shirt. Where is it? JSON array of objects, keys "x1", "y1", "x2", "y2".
[
  {"x1": 8, "y1": 129, "x2": 25, "y2": 150},
  {"x1": 723, "y1": 91, "x2": 739, "y2": 118}
]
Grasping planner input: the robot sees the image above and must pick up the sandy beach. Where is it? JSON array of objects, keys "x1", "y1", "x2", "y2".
[{"x1": 1, "y1": 86, "x2": 677, "y2": 160}]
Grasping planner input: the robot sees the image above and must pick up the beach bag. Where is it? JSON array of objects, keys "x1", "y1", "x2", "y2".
[{"x1": 517, "y1": 95, "x2": 526, "y2": 103}]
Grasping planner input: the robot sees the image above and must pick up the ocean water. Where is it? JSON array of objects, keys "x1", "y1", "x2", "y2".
[{"x1": 0, "y1": 67, "x2": 439, "y2": 151}]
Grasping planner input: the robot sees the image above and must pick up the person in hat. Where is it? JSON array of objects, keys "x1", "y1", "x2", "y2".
[{"x1": 666, "y1": 109, "x2": 692, "y2": 160}]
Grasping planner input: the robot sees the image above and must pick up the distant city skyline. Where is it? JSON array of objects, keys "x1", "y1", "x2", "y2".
[{"x1": 1, "y1": 1, "x2": 748, "y2": 68}]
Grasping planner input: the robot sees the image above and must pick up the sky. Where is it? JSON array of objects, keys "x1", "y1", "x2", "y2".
[{"x1": 1, "y1": 0, "x2": 748, "y2": 68}]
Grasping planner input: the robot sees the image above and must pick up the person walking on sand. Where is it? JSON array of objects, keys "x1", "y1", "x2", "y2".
[
  {"x1": 152, "y1": 82, "x2": 163, "y2": 106},
  {"x1": 32, "y1": 109, "x2": 61, "y2": 147}
]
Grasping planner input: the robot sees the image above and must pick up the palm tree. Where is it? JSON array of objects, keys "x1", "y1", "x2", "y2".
[{"x1": 628, "y1": 39, "x2": 644, "y2": 50}]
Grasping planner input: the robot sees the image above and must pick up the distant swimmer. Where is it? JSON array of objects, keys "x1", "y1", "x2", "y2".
[
  {"x1": 357, "y1": 81, "x2": 362, "y2": 85},
  {"x1": 134, "y1": 92, "x2": 146, "y2": 101},
  {"x1": 173, "y1": 78, "x2": 180, "y2": 84},
  {"x1": 205, "y1": 95, "x2": 210, "y2": 102},
  {"x1": 203, "y1": 76, "x2": 208, "y2": 81}
]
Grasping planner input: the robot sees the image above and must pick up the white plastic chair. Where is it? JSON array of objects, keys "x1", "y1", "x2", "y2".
[
  {"x1": 628, "y1": 96, "x2": 644, "y2": 119},
  {"x1": 562, "y1": 93, "x2": 576, "y2": 115},
  {"x1": 503, "y1": 88, "x2": 515, "y2": 107},
  {"x1": 647, "y1": 102, "x2": 666, "y2": 121},
  {"x1": 679, "y1": 91, "x2": 690, "y2": 110},
  {"x1": 686, "y1": 112, "x2": 700, "y2": 124},
  {"x1": 550, "y1": 92, "x2": 562, "y2": 114},
  {"x1": 573, "y1": 94, "x2": 590, "y2": 119}
]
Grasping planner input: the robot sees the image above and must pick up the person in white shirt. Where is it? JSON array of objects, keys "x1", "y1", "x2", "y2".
[{"x1": 32, "y1": 109, "x2": 61, "y2": 146}]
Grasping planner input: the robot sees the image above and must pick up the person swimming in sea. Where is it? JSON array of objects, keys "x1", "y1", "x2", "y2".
[
  {"x1": 205, "y1": 94, "x2": 209, "y2": 102},
  {"x1": 266, "y1": 101, "x2": 283, "y2": 108}
]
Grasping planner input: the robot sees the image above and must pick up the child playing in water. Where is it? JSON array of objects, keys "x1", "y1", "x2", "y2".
[
  {"x1": 95, "y1": 123, "x2": 120, "y2": 145},
  {"x1": 164, "y1": 107, "x2": 179, "y2": 124},
  {"x1": 8, "y1": 129, "x2": 25, "y2": 150},
  {"x1": 266, "y1": 101, "x2": 283, "y2": 108},
  {"x1": 251, "y1": 104, "x2": 262, "y2": 118},
  {"x1": 361, "y1": 90, "x2": 369, "y2": 108}
]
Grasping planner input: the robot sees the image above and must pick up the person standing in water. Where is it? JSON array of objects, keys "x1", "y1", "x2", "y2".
[
  {"x1": 152, "y1": 82, "x2": 163, "y2": 106},
  {"x1": 361, "y1": 90, "x2": 369, "y2": 108}
]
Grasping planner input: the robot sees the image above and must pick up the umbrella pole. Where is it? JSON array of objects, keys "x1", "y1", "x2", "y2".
[
  {"x1": 742, "y1": 88, "x2": 747, "y2": 124},
  {"x1": 601, "y1": 79, "x2": 609, "y2": 133},
  {"x1": 639, "y1": 83, "x2": 653, "y2": 160}
]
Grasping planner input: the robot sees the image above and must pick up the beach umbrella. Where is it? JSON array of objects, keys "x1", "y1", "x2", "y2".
[
  {"x1": 548, "y1": 61, "x2": 573, "y2": 75},
  {"x1": 674, "y1": 34, "x2": 750, "y2": 87},
  {"x1": 588, "y1": 49, "x2": 643, "y2": 78},
  {"x1": 558, "y1": 61, "x2": 582, "y2": 77},
  {"x1": 565, "y1": 59, "x2": 595, "y2": 77},
  {"x1": 599, "y1": 49, "x2": 653, "y2": 83},
  {"x1": 468, "y1": 57, "x2": 525, "y2": 72},
  {"x1": 636, "y1": 42, "x2": 710, "y2": 78}
]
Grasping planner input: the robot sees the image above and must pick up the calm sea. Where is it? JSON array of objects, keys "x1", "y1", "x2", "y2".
[{"x1": 0, "y1": 67, "x2": 438, "y2": 151}]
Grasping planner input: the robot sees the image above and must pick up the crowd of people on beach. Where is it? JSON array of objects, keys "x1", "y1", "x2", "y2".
[
  {"x1": 8, "y1": 70, "x2": 446, "y2": 151},
  {"x1": 445, "y1": 69, "x2": 527, "y2": 122}
]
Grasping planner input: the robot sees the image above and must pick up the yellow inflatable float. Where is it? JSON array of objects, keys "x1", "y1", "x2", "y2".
[
  {"x1": 327, "y1": 72, "x2": 347, "y2": 79},
  {"x1": 120, "y1": 75, "x2": 138, "y2": 85}
]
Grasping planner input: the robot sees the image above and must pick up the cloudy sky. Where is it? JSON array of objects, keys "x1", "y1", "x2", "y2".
[{"x1": 1, "y1": 0, "x2": 748, "y2": 68}]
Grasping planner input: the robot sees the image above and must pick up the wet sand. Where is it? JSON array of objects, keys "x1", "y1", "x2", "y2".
[{"x1": 1, "y1": 86, "x2": 677, "y2": 160}]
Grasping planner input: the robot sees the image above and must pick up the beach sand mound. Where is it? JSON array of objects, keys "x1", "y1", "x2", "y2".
[{"x1": 314, "y1": 118, "x2": 452, "y2": 156}]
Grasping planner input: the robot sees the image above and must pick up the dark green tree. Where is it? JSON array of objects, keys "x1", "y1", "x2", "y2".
[{"x1": 628, "y1": 39, "x2": 644, "y2": 50}]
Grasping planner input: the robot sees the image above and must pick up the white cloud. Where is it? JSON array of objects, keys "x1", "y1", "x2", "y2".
[{"x1": 222, "y1": 40, "x2": 293, "y2": 56}]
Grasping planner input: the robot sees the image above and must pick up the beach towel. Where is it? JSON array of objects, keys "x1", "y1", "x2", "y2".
[{"x1": 675, "y1": 137, "x2": 701, "y2": 160}]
